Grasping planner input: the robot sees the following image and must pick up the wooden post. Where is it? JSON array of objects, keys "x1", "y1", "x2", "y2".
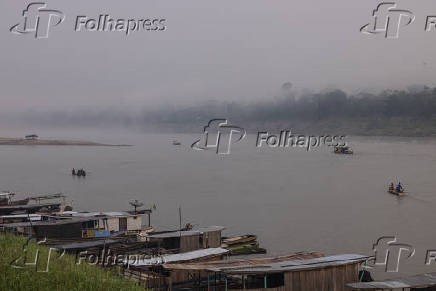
[
  {"x1": 264, "y1": 274, "x2": 267, "y2": 289},
  {"x1": 148, "y1": 213, "x2": 151, "y2": 227},
  {"x1": 208, "y1": 273, "x2": 210, "y2": 291}
]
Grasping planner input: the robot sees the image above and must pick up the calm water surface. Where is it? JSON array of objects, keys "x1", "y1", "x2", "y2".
[{"x1": 0, "y1": 129, "x2": 435, "y2": 279}]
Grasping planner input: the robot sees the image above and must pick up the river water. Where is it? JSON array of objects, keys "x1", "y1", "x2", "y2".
[{"x1": 0, "y1": 128, "x2": 435, "y2": 279}]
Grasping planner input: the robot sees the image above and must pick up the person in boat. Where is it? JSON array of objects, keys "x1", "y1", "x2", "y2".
[
  {"x1": 389, "y1": 183, "x2": 394, "y2": 192},
  {"x1": 72, "y1": 168, "x2": 76, "y2": 175},
  {"x1": 396, "y1": 182, "x2": 403, "y2": 192}
]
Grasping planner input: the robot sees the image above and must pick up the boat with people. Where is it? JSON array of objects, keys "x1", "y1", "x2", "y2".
[
  {"x1": 172, "y1": 140, "x2": 181, "y2": 146},
  {"x1": 72, "y1": 168, "x2": 86, "y2": 177},
  {"x1": 387, "y1": 182, "x2": 405, "y2": 196},
  {"x1": 334, "y1": 146, "x2": 353, "y2": 154}
]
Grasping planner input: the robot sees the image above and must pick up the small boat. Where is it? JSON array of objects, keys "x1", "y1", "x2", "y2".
[
  {"x1": 72, "y1": 169, "x2": 86, "y2": 177},
  {"x1": 388, "y1": 189, "x2": 405, "y2": 196},
  {"x1": 334, "y1": 146, "x2": 353, "y2": 154},
  {"x1": 226, "y1": 242, "x2": 267, "y2": 256},
  {"x1": 172, "y1": 140, "x2": 181, "y2": 146},
  {"x1": 0, "y1": 192, "x2": 30, "y2": 206}
]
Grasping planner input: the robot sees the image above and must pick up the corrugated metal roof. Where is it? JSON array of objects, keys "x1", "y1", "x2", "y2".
[
  {"x1": 0, "y1": 214, "x2": 41, "y2": 220},
  {"x1": 148, "y1": 226, "x2": 224, "y2": 239},
  {"x1": 222, "y1": 254, "x2": 368, "y2": 274},
  {"x1": 347, "y1": 272, "x2": 436, "y2": 289},
  {"x1": 1, "y1": 217, "x2": 94, "y2": 228},
  {"x1": 127, "y1": 248, "x2": 229, "y2": 266},
  {"x1": 195, "y1": 226, "x2": 225, "y2": 232},
  {"x1": 0, "y1": 202, "x2": 61, "y2": 211},
  {"x1": 55, "y1": 239, "x2": 119, "y2": 250},
  {"x1": 164, "y1": 253, "x2": 368, "y2": 274},
  {"x1": 148, "y1": 231, "x2": 200, "y2": 238},
  {"x1": 71, "y1": 212, "x2": 132, "y2": 217}
]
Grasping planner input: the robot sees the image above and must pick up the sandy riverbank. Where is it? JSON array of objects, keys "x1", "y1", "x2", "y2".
[{"x1": 0, "y1": 137, "x2": 131, "y2": 146}]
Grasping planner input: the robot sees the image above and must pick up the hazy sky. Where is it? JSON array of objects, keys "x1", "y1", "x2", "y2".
[{"x1": 1, "y1": 0, "x2": 436, "y2": 112}]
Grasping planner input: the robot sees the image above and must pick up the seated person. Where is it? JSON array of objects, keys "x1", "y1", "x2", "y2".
[
  {"x1": 389, "y1": 183, "x2": 394, "y2": 191},
  {"x1": 396, "y1": 182, "x2": 403, "y2": 192}
]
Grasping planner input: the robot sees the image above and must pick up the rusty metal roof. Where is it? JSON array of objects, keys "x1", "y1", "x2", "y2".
[
  {"x1": 127, "y1": 248, "x2": 229, "y2": 266},
  {"x1": 164, "y1": 253, "x2": 368, "y2": 274},
  {"x1": 164, "y1": 251, "x2": 323, "y2": 271},
  {"x1": 347, "y1": 272, "x2": 436, "y2": 289}
]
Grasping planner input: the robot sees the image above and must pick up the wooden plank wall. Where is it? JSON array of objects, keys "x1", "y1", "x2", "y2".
[
  {"x1": 227, "y1": 263, "x2": 359, "y2": 291},
  {"x1": 285, "y1": 263, "x2": 358, "y2": 291},
  {"x1": 180, "y1": 235, "x2": 201, "y2": 252}
]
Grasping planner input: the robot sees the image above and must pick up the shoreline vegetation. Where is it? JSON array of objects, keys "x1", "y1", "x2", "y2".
[
  {"x1": 0, "y1": 138, "x2": 131, "y2": 146},
  {"x1": 0, "y1": 233, "x2": 143, "y2": 291}
]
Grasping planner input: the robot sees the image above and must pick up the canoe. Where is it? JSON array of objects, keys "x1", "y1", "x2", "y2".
[
  {"x1": 388, "y1": 190, "x2": 405, "y2": 196},
  {"x1": 8, "y1": 198, "x2": 30, "y2": 206},
  {"x1": 0, "y1": 197, "x2": 30, "y2": 206}
]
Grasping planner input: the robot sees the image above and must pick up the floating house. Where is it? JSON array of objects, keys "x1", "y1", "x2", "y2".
[
  {"x1": 0, "y1": 202, "x2": 63, "y2": 215},
  {"x1": 136, "y1": 252, "x2": 369, "y2": 290},
  {"x1": 123, "y1": 247, "x2": 230, "y2": 289},
  {"x1": 147, "y1": 226, "x2": 224, "y2": 252},
  {"x1": 1, "y1": 210, "x2": 153, "y2": 239},
  {"x1": 65, "y1": 210, "x2": 153, "y2": 235}
]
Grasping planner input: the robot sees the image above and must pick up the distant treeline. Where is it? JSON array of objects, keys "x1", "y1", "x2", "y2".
[
  {"x1": 5, "y1": 86, "x2": 436, "y2": 136},
  {"x1": 142, "y1": 87, "x2": 436, "y2": 136}
]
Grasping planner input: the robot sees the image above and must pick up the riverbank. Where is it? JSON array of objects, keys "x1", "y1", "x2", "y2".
[
  {"x1": 0, "y1": 233, "x2": 143, "y2": 291},
  {"x1": 0, "y1": 137, "x2": 131, "y2": 146}
]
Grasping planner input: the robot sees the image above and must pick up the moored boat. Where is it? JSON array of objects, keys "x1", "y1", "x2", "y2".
[
  {"x1": 0, "y1": 192, "x2": 29, "y2": 206},
  {"x1": 334, "y1": 146, "x2": 353, "y2": 154},
  {"x1": 388, "y1": 189, "x2": 405, "y2": 196}
]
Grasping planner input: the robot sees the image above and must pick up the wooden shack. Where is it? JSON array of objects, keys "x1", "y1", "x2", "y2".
[
  {"x1": 162, "y1": 253, "x2": 369, "y2": 291},
  {"x1": 124, "y1": 247, "x2": 229, "y2": 290},
  {"x1": 148, "y1": 226, "x2": 224, "y2": 252},
  {"x1": 32, "y1": 218, "x2": 97, "y2": 239},
  {"x1": 64, "y1": 210, "x2": 153, "y2": 236}
]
